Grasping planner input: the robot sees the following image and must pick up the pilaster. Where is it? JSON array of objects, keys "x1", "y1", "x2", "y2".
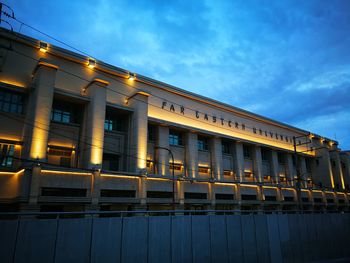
[
  {"x1": 82, "y1": 79, "x2": 108, "y2": 169},
  {"x1": 210, "y1": 137, "x2": 223, "y2": 181},
  {"x1": 185, "y1": 131, "x2": 198, "y2": 178},
  {"x1": 156, "y1": 125, "x2": 169, "y2": 176},
  {"x1": 234, "y1": 142, "x2": 244, "y2": 182}
]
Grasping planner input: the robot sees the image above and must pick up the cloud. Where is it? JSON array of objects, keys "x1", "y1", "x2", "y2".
[{"x1": 7, "y1": 0, "x2": 350, "y2": 149}]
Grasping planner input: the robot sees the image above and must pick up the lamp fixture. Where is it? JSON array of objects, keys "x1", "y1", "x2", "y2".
[
  {"x1": 39, "y1": 41, "x2": 48, "y2": 53},
  {"x1": 128, "y1": 72, "x2": 136, "y2": 81},
  {"x1": 88, "y1": 59, "x2": 96, "y2": 69}
]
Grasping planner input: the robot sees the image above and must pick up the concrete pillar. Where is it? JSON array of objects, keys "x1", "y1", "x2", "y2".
[
  {"x1": 210, "y1": 137, "x2": 223, "y2": 181},
  {"x1": 314, "y1": 142, "x2": 334, "y2": 188},
  {"x1": 138, "y1": 177, "x2": 147, "y2": 205},
  {"x1": 24, "y1": 60, "x2": 58, "y2": 161},
  {"x1": 252, "y1": 146, "x2": 263, "y2": 183},
  {"x1": 83, "y1": 79, "x2": 108, "y2": 169},
  {"x1": 156, "y1": 125, "x2": 169, "y2": 176},
  {"x1": 234, "y1": 142, "x2": 244, "y2": 181},
  {"x1": 340, "y1": 153, "x2": 350, "y2": 189},
  {"x1": 91, "y1": 170, "x2": 101, "y2": 209},
  {"x1": 128, "y1": 92, "x2": 149, "y2": 174},
  {"x1": 286, "y1": 154, "x2": 295, "y2": 186},
  {"x1": 270, "y1": 151, "x2": 279, "y2": 183},
  {"x1": 330, "y1": 151, "x2": 345, "y2": 190},
  {"x1": 177, "y1": 180, "x2": 184, "y2": 205},
  {"x1": 299, "y1": 156, "x2": 308, "y2": 188},
  {"x1": 185, "y1": 131, "x2": 198, "y2": 178},
  {"x1": 28, "y1": 166, "x2": 41, "y2": 206}
]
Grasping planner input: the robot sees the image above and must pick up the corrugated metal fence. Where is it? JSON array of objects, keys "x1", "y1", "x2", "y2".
[{"x1": 1, "y1": 213, "x2": 350, "y2": 263}]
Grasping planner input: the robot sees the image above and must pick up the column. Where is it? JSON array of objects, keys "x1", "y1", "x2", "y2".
[
  {"x1": 270, "y1": 150, "x2": 279, "y2": 183},
  {"x1": 90, "y1": 170, "x2": 101, "y2": 210},
  {"x1": 286, "y1": 153, "x2": 295, "y2": 186},
  {"x1": 24, "y1": 59, "x2": 58, "y2": 161},
  {"x1": 234, "y1": 141, "x2": 244, "y2": 181},
  {"x1": 210, "y1": 137, "x2": 223, "y2": 181},
  {"x1": 83, "y1": 79, "x2": 108, "y2": 169},
  {"x1": 185, "y1": 131, "x2": 198, "y2": 178},
  {"x1": 314, "y1": 146, "x2": 334, "y2": 188},
  {"x1": 299, "y1": 156, "x2": 307, "y2": 188},
  {"x1": 330, "y1": 151, "x2": 345, "y2": 190},
  {"x1": 28, "y1": 165, "x2": 41, "y2": 207},
  {"x1": 340, "y1": 153, "x2": 350, "y2": 190},
  {"x1": 156, "y1": 125, "x2": 169, "y2": 176},
  {"x1": 252, "y1": 146, "x2": 263, "y2": 183},
  {"x1": 128, "y1": 92, "x2": 149, "y2": 174}
]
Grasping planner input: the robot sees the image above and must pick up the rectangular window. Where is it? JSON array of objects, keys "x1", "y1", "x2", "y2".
[
  {"x1": 169, "y1": 163, "x2": 182, "y2": 171},
  {"x1": 169, "y1": 130, "x2": 183, "y2": 146},
  {"x1": 261, "y1": 148, "x2": 269, "y2": 161},
  {"x1": 0, "y1": 143, "x2": 15, "y2": 168},
  {"x1": 222, "y1": 140, "x2": 231, "y2": 154},
  {"x1": 102, "y1": 153, "x2": 120, "y2": 171},
  {"x1": 197, "y1": 136, "x2": 208, "y2": 151},
  {"x1": 215, "y1": 193, "x2": 234, "y2": 200},
  {"x1": 241, "y1": 194, "x2": 256, "y2": 201},
  {"x1": 104, "y1": 115, "x2": 125, "y2": 132},
  {"x1": 148, "y1": 125, "x2": 155, "y2": 141},
  {"x1": 147, "y1": 191, "x2": 173, "y2": 198},
  {"x1": 198, "y1": 166, "x2": 210, "y2": 174},
  {"x1": 0, "y1": 90, "x2": 23, "y2": 114},
  {"x1": 277, "y1": 153, "x2": 285, "y2": 164},
  {"x1": 223, "y1": 170, "x2": 233, "y2": 176},
  {"x1": 100, "y1": 189, "x2": 135, "y2": 198},
  {"x1": 243, "y1": 145, "x2": 251, "y2": 159},
  {"x1": 41, "y1": 187, "x2": 86, "y2": 197},
  {"x1": 184, "y1": 192, "x2": 207, "y2": 199}
]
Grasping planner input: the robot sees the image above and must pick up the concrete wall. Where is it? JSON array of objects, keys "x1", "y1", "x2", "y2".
[{"x1": 1, "y1": 213, "x2": 349, "y2": 263}]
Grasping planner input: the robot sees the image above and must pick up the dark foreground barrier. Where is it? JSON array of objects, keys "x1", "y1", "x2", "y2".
[{"x1": 0, "y1": 211, "x2": 350, "y2": 263}]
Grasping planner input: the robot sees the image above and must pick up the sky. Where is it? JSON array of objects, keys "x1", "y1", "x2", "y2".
[{"x1": 4, "y1": 0, "x2": 350, "y2": 149}]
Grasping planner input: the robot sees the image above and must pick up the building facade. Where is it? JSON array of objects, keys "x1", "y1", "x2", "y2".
[{"x1": 0, "y1": 28, "x2": 349, "y2": 213}]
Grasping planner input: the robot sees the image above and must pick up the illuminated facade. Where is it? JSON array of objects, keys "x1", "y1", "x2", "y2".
[{"x1": 0, "y1": 28, "x2": 349, "y2": 213}]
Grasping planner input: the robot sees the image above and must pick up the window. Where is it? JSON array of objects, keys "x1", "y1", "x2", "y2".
[
  {"x1": 261, "y1": 148, "x2": 269, "y2": 161},
  {"x1": 104, "y1": 115, "x2": 126, "y2": 132},
  {"x1": 215, "y1": 194, "x2": 234, "y2": 200},
  {"x1": 169, "y1": 130, "x2": 183, "y2": 146},
  {"x1": 169, "y1": 163, "x2": 182, "y2": 171},
  {"x1": 0, "y1": 90, "x2": 23, "y2": 114},
  {"x1": 222, "y1": 140, "x2": 231, "y2": 154},
  {"x1": 51, "y1": 101, "x2": 80, "y2": 124},
  {"x1": 148, "y1": 125, "x2": 155, "y2": 141},
  {"x1": 41, "y1": 187, "x2": 86, "y2": 197},
  {"x1": 223, "y1": 170, "x2": 233, "y2": 176},
  {"x1": 147, "y1": 191, "x2": 173, "y2": 199},
  {"x1": 197, "y1": 136, "x2": 208, "y2": 151},
  {"x1": 184, "y1": 192, "x2": 207, "y2": 199},
  {"x1": 100, "y1": 189, "x2": 135, "y2": 198},
  {"x1": 243, "y1": 145, "x2": 251, "y2": 159},
  {"x1": 0, "y1": 144, "x2": 15, "y2": 168},
  {"x1": 102, "y1": 153, "x2": 120, "y2": 171},
  {"x1": 277, "y1": 153, "x2": 285, "y2": 164},
  {"x1": 198, "y1": 166, "x2": 210, "y2": 174}
]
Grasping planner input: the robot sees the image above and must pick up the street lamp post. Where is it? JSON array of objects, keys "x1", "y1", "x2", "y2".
[{"x1": 155, "y1": 146, "x2": 175, "y2": 209}]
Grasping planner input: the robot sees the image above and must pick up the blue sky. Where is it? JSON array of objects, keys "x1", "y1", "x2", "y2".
[{"x1": 6, "y1": 0, "x2": 350, "y2": 149}]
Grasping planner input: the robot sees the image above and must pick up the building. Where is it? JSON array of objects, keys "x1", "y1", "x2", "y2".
[{"x1": 0, "y1": 28, "x2": 349, "y2": 214}]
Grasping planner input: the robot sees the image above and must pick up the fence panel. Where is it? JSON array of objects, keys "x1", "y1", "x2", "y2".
[
  {"x1": 171, "y1": 216, "x2": 192, "y2": 263},
  {"x1": 225, "y1": 215, "x2": 244, "y2": 263},
  {"x1": 209, "y1": 215, "x2": 229, "y2": 263},
  {"x1": 148, "y1": 216, "x2": 171, "y2": 263},
  {"x1": 191, "y1": 216, "x2": 211, "y2": 263},
  {"x1": 0, "y1": 220, "x2": 19, "y2": 263},
  {"x1": 254, "y1": 214, "x2": 271, "y2": 263},
  {"x1": 54, "y1": 218, "x2": 92, "y2": 263},
  {"x1": 267, "y1": 214, "x2": 282, "y2": 263},
  {"x1": 241, "y1": 214, "x2": 258, "y2": 263},
  {"x1": 121, "y1": 216, "x2": 148, "y2": 263},
  {"x1": 14, "y1": 219, "x2": 57, "y2": 263},
  {"x1": 91, "y1": 217, "x2": 122, "y2": 263}
]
